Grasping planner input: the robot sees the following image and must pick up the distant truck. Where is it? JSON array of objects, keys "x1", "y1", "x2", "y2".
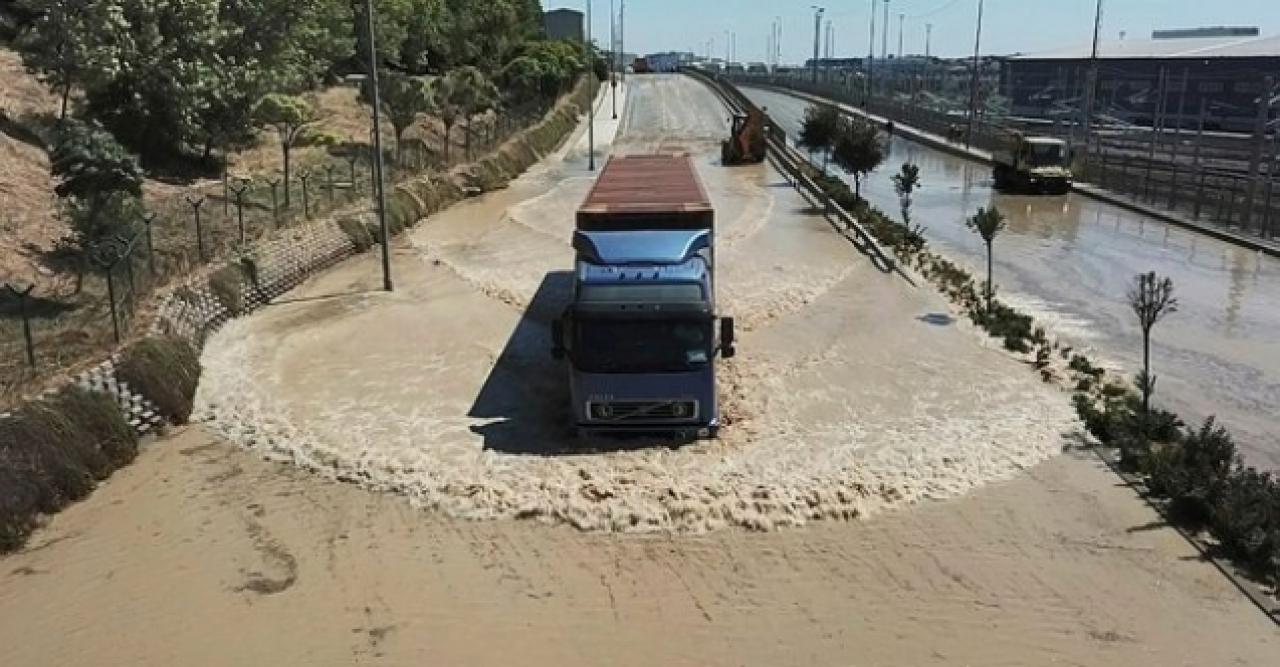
[
  {"x1": 551, "y1": 155, "x2": 736, "y2": 439},
  {"x1": 632, "y1": 57, "x2": 651, "y2": 74},
  {"x1": 992, "y1": 132, "x2": 1073, "y2": 194}
]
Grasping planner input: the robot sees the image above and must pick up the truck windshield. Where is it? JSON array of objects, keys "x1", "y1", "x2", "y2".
[
  {"x1": 573, "y1": 318, "x2": 713, "y2": 373},
  {"x1": 1026, "y1": 143, "x2": 1066, "y2": 167}
]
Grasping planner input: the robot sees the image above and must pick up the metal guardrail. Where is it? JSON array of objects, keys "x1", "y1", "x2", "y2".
[{"x1": 681, "y1": 68, "x2": 898, "y2": 274}]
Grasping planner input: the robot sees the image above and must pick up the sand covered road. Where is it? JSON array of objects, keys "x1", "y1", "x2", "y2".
[
  {"x1": 192, "y1": 73, "x2": 1077, "y2": 532},
  {"x1": 1, "y1": 427, "x2": 1275, "y2": 666},
  {"x1": 2, "y1": 73, "x2": 1277, "y2": 666}
]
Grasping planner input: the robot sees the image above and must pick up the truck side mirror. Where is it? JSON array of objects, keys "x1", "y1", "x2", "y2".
[
  {"x1": 720, "y1": 317, "x2": 736, "y2": 359},
  {"x1": 551, "y1": 319, "x2": 566, "y2": 360}
]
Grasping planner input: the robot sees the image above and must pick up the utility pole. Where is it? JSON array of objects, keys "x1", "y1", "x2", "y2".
[
  {"x1": 364, "y1": 0, "x2": 392, "y2": 292},
  {"x1": 881, "y1": 0, "x2": 890, "y2": 59},
  {"x1": 1080, "y1": 0, "x2": 1104, "y2": 147},
  {"x1": 1244, "y1": 76, "x2": 1277, "y2": 228},
  {"x1": 777, "y1": 16, "x2": 783, "y2": 67},
  {"x1": 811, "y1": 6, "x2": 825, "y2": 83},
  {"x1": 725, "y1": 30, "x2": 731, "y2": 64},
  {"x1": 925, "y1": 23, "x2": 932, "y2": 58},
  {"x1": 897, "y1": 13, "x2": 904, "y2": 59},
  {"x1": 966, "y1": 0, "x2": 985, "y2": 149},
  {"x1": 619, "y1": 0, "x2": 625, "y2": 83},
  {"x1": 586, "y1": 0, "x2": 594, "y2": 171},
  {"x1": 610, "y1": 0, "x2": 617, "y2": 120},
  {"x1": 867, "y1": 0, "x2": 876, "y2": 103}
]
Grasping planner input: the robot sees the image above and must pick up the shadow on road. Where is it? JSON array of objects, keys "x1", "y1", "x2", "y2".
[{"x1": 467, "y1": 271, "x2": 575, "y2": 454}]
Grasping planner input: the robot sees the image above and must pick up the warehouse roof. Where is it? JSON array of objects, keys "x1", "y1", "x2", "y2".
[{"x1": 1009, "y1": 33, "x2": 1280, "y2": 61}]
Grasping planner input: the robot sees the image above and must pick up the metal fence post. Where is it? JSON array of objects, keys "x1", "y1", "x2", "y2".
[
  {"x1": 347, "y1": 155, "x2": 360, "y2": 193},
  {"x1": 324, "y1": 164, "x2": 337, "y2": 204},
  {"x1": 267, "y1": 177, "x2": 281, "y2": 225},
  {"x1": 4, "y1": 283, "x2": 36, "y2": 370},
  {"x1": 142, "y1": 212, "x2": 157, "y2": 276},
  {"x1": 229, "y1": 180, "x2": 251, "y2": 244},
  {"x1": 299, "y1": 172, "x2": 312, "y2": 219},
  {"x1": 186, "y1": 195, "x2": 206, "y2": 262}
]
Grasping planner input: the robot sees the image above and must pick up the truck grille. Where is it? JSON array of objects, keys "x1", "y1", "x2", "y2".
[{"x1": 588, "y1": 400, "x2": 699, "y2": 422}]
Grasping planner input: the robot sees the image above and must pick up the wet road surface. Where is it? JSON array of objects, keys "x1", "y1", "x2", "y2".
[{"x1": 745, "y1": 85, "x2": 1280, "y2": 469}]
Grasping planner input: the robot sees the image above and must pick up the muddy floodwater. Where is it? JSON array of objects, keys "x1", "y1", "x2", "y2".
[
  {"x1": 5, "y1": 74, "x2": 1279, "y2": 667},
  {"x1": 745, "y1": 86, "x2": 1280, "y2": 469},
  {"x1": 194, "y1": 74, "x2": 1076, "y2": 532}
]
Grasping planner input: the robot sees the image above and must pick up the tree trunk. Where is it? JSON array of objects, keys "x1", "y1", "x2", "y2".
[
  {"x1": 60, "y1": 79, "x2": 72, "y2": 120},
  {"x1": 985, "y1": 242, "x2": 994, "y2": 316},
  {"x1": 442, "y1": 122, "x2": 453, "y2": 163},
  {"x1": 282, "y1": 143, "x2": 292, "y2": 208},
  {"x1": 854, "y1": 175, "x2": 862, "y2": 199},
  {"x1": 1142, "y1": 328, "x2": 1152, "y2": 413},
  {"x1": 394, "y1": 130, "x2": 404, "y2": 166},
  {"x1": 465, "y1": 116, "x2": 473, "y2": 161},
  {"x1": 822, "y1": 148, "x2": 829, "y2": 171}
]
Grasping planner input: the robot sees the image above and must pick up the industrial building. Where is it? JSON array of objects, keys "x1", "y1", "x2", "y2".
[
  {"x1": 543, "y1": 8, "x2": 583, "y2": 43},
  {"x1": 1003, "y1": 28, "x2": 1280, "y2": 132}
]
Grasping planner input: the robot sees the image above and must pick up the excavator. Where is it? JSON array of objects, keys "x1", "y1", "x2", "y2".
[{"x1": 722, "y1": 108, "x2": 767, "y2": 165}]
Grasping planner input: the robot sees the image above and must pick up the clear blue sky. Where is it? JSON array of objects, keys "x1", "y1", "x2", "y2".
[{"x1": 546, "y1": 0, "x2": 1280, "y2": 61}]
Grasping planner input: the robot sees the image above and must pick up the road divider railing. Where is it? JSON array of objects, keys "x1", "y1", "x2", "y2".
[{"x1": 682, "y1": 67, "x2": 897, "y2": 275}]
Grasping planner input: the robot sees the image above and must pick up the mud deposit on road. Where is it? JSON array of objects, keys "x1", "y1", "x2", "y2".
[{"x1": 194, "y1": 75, "x2": 1078, "y2": 533}]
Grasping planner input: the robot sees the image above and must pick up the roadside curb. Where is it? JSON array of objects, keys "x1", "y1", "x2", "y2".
[{"x1": 1089, "y1": 444, "x2": 1280, "y2": 626}]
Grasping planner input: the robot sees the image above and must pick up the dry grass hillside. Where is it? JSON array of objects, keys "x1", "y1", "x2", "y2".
[
  {"x1": 0, "y1": 47, "x2": 62, "y2": 290},
  {"x1": 1, "y1": 46, "x2": 444, "y2": 292}
]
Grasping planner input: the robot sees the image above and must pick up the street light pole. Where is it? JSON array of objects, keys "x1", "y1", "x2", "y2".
[
  {"x1": 881, "y1": 0, "x2": 890, "y2": 60},
  {"x1": 966, "y1": 0, "x2": 985, "y2": 149},
  {"x1": 364, "y1": 0, "x2": 392, "y2": 292},
  {"x1": 867, "y1": 0, "x2": 876, "y2": 103},
  {"x1": 897, "y1": 13, "x2": 904, "y2": 59},
  {"x1": 610, "y1": 0, "x2": 617, "y2": 120},
  {"x1": 811, "y1": 6, "x2": 824, "y2": 84},
  {"x1": 1080, "y1": 0, "x2": 1104, "y2": 146},
  {"x1": 586, "y1": 0, "x2": 595, "y2": 171}
]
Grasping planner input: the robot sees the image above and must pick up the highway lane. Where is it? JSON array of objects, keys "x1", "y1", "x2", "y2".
[{"x1": 745, "y1": 85, "x2": 1280, "y2": 469}]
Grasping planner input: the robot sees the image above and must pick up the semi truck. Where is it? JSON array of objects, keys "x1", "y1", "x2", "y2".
[
  {"x1": 551, "y1": 155, "x2": 735, "y2": 439},
  {"x1": 992, "y1": 131, "x2": 1073, "y2": 195}
]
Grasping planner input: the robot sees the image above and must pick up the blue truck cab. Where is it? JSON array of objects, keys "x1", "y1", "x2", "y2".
[{"x1": 550, "y1": 155, "x2": 735, "y2": 439}]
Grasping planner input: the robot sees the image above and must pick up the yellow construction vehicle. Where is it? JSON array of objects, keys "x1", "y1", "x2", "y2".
[{"x1": 722, "y1": 109, "x2": 767, "y2": 165}]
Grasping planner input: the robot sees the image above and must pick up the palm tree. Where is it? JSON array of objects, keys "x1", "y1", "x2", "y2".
[
  {"x1": 965, "y1": 206, "x2": 1007, "y2": 317},
  {"x1": 1127, "y1": 272, "x2": 1178, "y2": 415}
]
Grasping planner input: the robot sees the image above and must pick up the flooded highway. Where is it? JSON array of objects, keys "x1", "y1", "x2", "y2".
[{"x1": 744, "y1": 86, "x2": 1280, "y2": 470}]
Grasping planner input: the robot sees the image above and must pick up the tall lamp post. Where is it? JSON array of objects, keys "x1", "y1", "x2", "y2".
[
  {"x1": 866, "y1": 0, "x2": 876, "y2": 104},
  {"x1": 585, "y1": 0, "x2": 595, "y2": 171},
  {"x1": 966, "y1": 0, "x2": 985, "y2": 149},
  {"x1": 811, "y1": 6, "x2": 825, "y2": 84},
  {"x1": 610, "y1": 0, "x2": 617, "y2": 119},
  {"x1": 364, "y1": 0, "x2": 392, "y2": 291}
]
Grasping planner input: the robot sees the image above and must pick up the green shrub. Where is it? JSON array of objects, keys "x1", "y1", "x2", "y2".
[
  {"x1": 1210, "y1": 467, "x2": 1280, "y2": 579},
  {"x1": 0, "y1": 387, "x2": 138, "y2": 552},
  {"x1": 114, "y1": 336, "x2": 202, "y2": 424},
  {"x1": 338, "y1": 217, "x2": 374, "y2": 252},
  {"x1": 1146, "y1": 418, "x2": 1237, "y2": 524},
  {"x1": 208, "y1": 263, "x2": 248, "y2": 314}
]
